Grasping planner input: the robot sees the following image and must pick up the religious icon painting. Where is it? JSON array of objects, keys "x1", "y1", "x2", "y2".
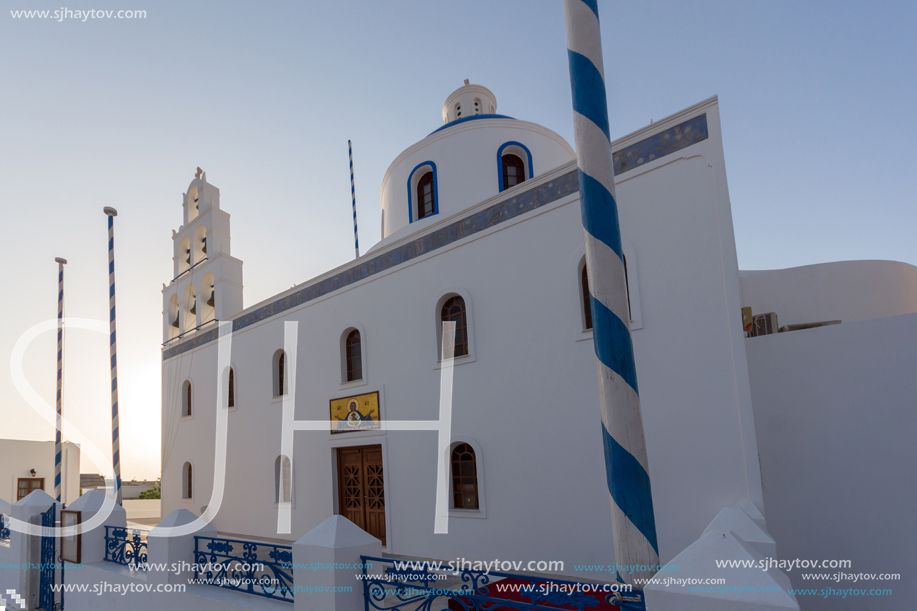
[{"x1": 330, "y1": 391, "x2": 381, "y2": 434}]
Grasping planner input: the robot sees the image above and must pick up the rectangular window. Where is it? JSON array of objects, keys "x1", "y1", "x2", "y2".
[{"x1": 17, "y1": 478, "x2": 44, "y2": 501}]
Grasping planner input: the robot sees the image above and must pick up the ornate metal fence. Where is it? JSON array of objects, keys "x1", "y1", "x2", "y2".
[
  {"x1": 360, "y1": 555, "x2": 645, "y2": 611},
  {"x1": 0, "y1": 514, "x2": 10, "y2": 540},
  {"x1": 38, "y1": 505, "x2": 62, "y2": 611},
  {"x1": 104, "y1": 526, "x2": 148, "y2": 570},
  {"x1": 193, "y1": 536, "x2": 294, "y2": 603}
]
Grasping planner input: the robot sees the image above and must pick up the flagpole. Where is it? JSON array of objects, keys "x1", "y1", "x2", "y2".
[
  {"x1": 53, "y1": 257, "x2": 67, "y2": 503},
  {"x1": 349, "y1": 140, "x2": 360, "y2": 259},
  {"x1": 563, "y1": 0, "x2": 658, "y2": 590},
  {"x1": 103, "y1": 207, "x2": 123, "y2": 505}
]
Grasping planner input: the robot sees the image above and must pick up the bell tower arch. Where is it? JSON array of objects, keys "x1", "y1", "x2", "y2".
[{"x1": 162, "y1": 169, "x2": 244, "y2": 344}]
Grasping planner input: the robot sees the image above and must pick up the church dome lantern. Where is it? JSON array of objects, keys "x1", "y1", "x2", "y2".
[{"x1": 442, "y1": 80, "x2": 498, "y2": 124}]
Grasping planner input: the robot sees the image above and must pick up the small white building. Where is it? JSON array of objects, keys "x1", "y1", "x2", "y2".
[{"x1": 0, "y1": 439, "x2": 80, "y2": 505}]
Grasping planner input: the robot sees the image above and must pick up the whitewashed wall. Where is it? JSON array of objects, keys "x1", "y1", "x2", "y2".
[
  {"x1": 160, "y1": 96, "x2": 762, "y2": 574},
  {"x1": 746, "y1": 314, "x2": 917, "y2": 611},
  {"x1": 0, "y1": 440, "x2": 80, "y2": 504},
  {"x1": 740, "y1": 260, "x2": 917, "y2": 326}
]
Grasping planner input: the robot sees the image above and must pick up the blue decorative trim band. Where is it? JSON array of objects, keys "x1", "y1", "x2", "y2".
[
  {"x1": 614, "y1": 114, "x2": 708, "y2": 175},
  {"x1": 164, "y1": 171, "x2": 580, "y2": 360},
  {"x1": 602, "y1": 425, "x2": 658, "y2": 555},
  {"x1": 427, "y1": 115, "x2": 516, "y2": 136},
  {"x1": 497, "y1": 141, "x2": 534, "y2": 192},
  {"x1": 429, "y1": 114, "x2": 516, "y2": 135}
]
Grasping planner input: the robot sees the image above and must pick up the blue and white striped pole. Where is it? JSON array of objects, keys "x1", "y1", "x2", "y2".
[
  {"x1": 349, "y1": 140, "x2": 360, "y2": 259},
  {"x1": 104, "y1": 207, "x2": 123, "y2": 505},
  {"x1": 564, "y1": 0, "x2": 659, "y2": 586},
  {"x1": 53, "y1": 257, "x2": 67, "y2": 503}
]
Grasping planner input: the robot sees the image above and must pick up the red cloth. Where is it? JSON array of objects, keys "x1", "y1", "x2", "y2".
[{"x1": 446, "y1": 577, "x2": 622, "y2": 610}]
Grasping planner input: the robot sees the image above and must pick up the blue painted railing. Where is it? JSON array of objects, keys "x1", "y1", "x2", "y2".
[
  {"x1": 193, "y1": 536, "x2": 294, "y2": 603},
  {"x1": 0, "y1": 514, "x2": 10, "y2": 540},
  {"x1": 104, "y1": 526, "x2": 148, "y2": 570},
  {"x1": 361, "y1": 555, "x2": 645, "y2": 611}
]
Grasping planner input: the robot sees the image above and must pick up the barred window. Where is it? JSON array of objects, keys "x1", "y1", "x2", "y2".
[
  {"x1": 228, "y1": 368, "x2": 235, "y2": 408},
  {"x1": 182, "y1": 463, "x2": 193, "y2": 499},
  {"x1": 441, "y1": 296, "x2": 468, "y2": 358},
  {"x1": 501, "y1": 154, "x2": 525, "y2": 189},
  {"x1": 345, "y1": 330, "x2": 362, "y2": 382},
  {"x1": 182, "y1": 380, "x2": 192, "y2": 416},
  {"x1": 582, "y1": 266, "x2": 592, "y2": 330},
  {"x1": 273, "y1": 350, "x2": 287, "y2": 397},
  {"x1": 417, "y1": 172, "x2": 435, "y2": 219},
  {"x1": 451, "y1": 444, "x2": 479, "y2": 510}
]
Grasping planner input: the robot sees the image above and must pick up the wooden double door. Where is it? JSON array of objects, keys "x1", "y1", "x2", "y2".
[{"x1": 337, "y1": 445, "x2": 386, "y2": 545}]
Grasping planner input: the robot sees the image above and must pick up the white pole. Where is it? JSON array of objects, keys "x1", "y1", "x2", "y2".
[
  {"x1": 563, "y1": 0, "x2": 659, "y2": 589},
  {"x1": 54, "y1": 257, "x2": 67, "y2": 503},
  {"x1": 349, "y1": 140, "x2": 360, "y2": 259},
  {"x1": 104, "y1": 207, "x2": 123, "y2": 505}
]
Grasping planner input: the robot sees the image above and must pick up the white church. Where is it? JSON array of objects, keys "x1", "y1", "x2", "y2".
[{"x1": 152, "y1": 82, "x2": 916, "y2": 609}]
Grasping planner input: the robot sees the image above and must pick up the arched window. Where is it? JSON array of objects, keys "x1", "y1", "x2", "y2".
[
  {"x1": 227, "y1": 368, "x2": 235, "y2": 408},
  {"x1": 275, "y1": 455, "x2": 292, "y2": 503},
  {"x1": 168, "y1": 294, "x2": 180, "y2": 339},
  {"x1": 582, "y1": 266, "x2": 592, "y2": 330},
  {"x1": 193, "y1": 225, "x2": 207, "y2": 266},
  {"x1": 182, "y1": 380, "x2": 192, "y2": 417},
  {"x1": 451, "y1": 443, "x2": 479, "y2": 509},
  {"x1": 182, "y1": 462, "x2": 193, "y2": 499},
  {"x1": 345, "y1": 330, "x2": 362, "y2": 382},
  {"x1": 183, "y1": 283, "x2": 196, "y2": 332},
  {"x1": 581, "y1": 258, "x2": 632, "y2": 330},
  {"x1": 501, "y1": 154, "x2": 526, "y2": 190},
  {"x1": 273, "y1": 350, "x2": 287, "y2": 397},
  {"x1": 417, "y1": 172, "x2": 435, "y2": 220},
  {"x1": 473, "y1": 98, "x2": 481, "y2": 115},
  {"x1": 201, "y1": 272, "x2": 215, "y2": 324},
  {"x1": 187, "y1": 185, "x2": 200, "y2": 222},
  {"x1": 497, "y1": 143, "x2": 532, "y2": 192},
  {"x1": 441, "y1": 296, "x2": 469, "y2": 358},
  {"x1": 408, "y1": 162, "x2": 438, "y2": 223},
  {"x1": 178, "y1": 235, "x2": 191, "y2": 276}
]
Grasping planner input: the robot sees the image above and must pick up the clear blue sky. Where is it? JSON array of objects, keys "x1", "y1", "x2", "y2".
[{"x1": 1, "y1": 0, "x2": 914, "y2": 479}]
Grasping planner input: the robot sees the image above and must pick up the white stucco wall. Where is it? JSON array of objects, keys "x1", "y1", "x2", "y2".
[
  {"x1": 160, "y1": 96, "x2": 762, "y2": 576},
  {"x1": 746, "y1": 314, "x2": 917, "y2": 611},
  {"x1": 0, "y1": 439, "x2": 80, "y2": 505},
  {"x1": 740, "y1": 260, "x2": 917, "y2": 327}
]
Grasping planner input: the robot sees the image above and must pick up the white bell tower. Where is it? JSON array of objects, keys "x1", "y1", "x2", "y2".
[{"x1": 162, "y1": 169, "x2": 243, "y2": 343}]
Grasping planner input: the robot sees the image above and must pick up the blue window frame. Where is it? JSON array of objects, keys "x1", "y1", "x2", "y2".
[
  {"x1": 407, "y1": 161, "x2": 439, "y2": 223},
  {"x1": 497, "y1": 142, "x2": 533, "y2": 192}
]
